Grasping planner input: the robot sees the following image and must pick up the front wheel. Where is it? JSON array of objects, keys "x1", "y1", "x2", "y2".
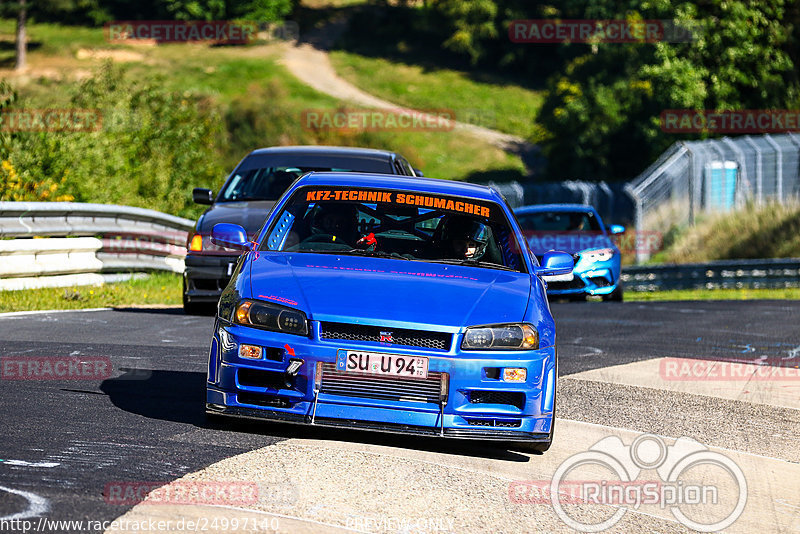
[{"x1": 603, "y1": 284, "x2": 624, "y2": 302}]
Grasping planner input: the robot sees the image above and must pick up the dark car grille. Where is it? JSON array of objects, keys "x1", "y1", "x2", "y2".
[
  {"x1": 319, "y1": 363, "x2": 444, "y2": 404},
  {"x1": 547, "y1": 278, "x2": 586, "y2": 291},
  {"x1": 465, "y1": 418, "x2": 522, "y2": 428},
  {"x1": 469, "y1": 391, "x2": 526, "y2": 410},
  {"x1": 319, "y1": 322, "x2": 451, "y2": 351}
]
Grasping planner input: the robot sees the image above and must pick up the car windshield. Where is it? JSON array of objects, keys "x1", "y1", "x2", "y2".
[
  {"x1": 517, "y1": 210, "x2": 602, "y2": 233},
  {"x1": 261, "y1": 186, "x2": 527, "y2": 272},
  {"x1": 219, "y1": 167, "x2": 364, "y2": 202}
]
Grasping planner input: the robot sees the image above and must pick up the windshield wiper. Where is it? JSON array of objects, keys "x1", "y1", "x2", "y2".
[
  {"x1": 424, "y1": 259, "x2": 518, "y2": 271},
  {"x1": 343, "y1": 249, "x2": 411, "y2": 260}
]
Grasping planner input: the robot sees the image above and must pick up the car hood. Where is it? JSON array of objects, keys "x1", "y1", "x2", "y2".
[
  {"x1": 196, "y1": 201, "x2": 276, "y2": 235},
  {"x1": 248, "y1": 253, "x2": 532, "y2": 330}
]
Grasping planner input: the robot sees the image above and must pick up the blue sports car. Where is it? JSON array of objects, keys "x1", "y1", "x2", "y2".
[
  {"x1": 205, "y1": 173, "x2": 573, "y2": 452},
  {"x1": 515, "y1": 204, "x2": 625, "y2": 301}
]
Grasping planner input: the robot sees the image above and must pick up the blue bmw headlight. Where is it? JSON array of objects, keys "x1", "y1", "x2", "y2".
[
  {"x1": 234, "y1": 299, "x2": 309, "y2": 336},
  {"x1": 581, "y1": 248, "x2": 615, "y2": 262},
  {"x1": 461, "y1": 323, "x2": 539, "y2": 350}
]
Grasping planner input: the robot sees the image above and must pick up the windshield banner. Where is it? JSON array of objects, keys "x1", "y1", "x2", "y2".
[{"x1": 302, "y1": 188, "x2": 494, "y2": 219}]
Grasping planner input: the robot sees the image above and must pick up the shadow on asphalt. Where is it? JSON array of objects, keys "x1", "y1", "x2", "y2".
[{"x1": 101, "y1": 368, "x2": 531, "y2": 462}]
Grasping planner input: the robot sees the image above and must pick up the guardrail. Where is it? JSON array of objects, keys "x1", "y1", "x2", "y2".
[
  {"x1": 622, "y1": 257, "x2": 800, "y2": 291},
  {"x1": 0, "y1": 201, "x2": 194, "y2": 291}
]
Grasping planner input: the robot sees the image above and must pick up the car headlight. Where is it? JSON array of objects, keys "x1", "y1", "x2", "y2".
[
  {"x1": 461, "y1": 323, "x2": 539, "y2": 350},
  {"x1": 581, "y1": 248, "x2": 615, "y2": 262},
  {"x1": 233, "y1": 299, "x2": 309, "y2": 336},
  {"x1": 187, "y1": 233, "x2": 234, "y2": 253}
]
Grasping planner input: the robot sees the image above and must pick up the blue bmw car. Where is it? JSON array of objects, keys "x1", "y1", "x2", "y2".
[
  {"x1": 515, "y1": 204, "x2": 625, "y2": 301},
  {"x1": 205, "y1": 173, "x2": 573, "y2": 452}
]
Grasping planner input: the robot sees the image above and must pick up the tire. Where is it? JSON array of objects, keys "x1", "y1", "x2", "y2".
[
  {"x1": 183, "y1": 278, "x2": 214, "y2": 315},
  {"x1": 603, "y1": 284, "x2": 624, "y2": 302}
]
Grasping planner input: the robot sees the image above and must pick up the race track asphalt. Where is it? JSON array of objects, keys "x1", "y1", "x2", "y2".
[{"x1": 0, "y1": 301, "x2": 798, "y2": 532}]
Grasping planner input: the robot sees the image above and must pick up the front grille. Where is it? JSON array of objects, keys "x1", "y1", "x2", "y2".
[
  {"x1": 238, "y1": 368, "x2": 286, "y2": 390},
  {"x1": 548, "y1": 278, "x2": 586, "y2": 291},
  {"x1": 588, "y1": 276, "x2": 612, "y2": 287},
  {"x1": 469, "y1": 391, "x2": 525, "y2": 410},
  {"x1": 238, "y1": 392, "x2": 292, "y2": 408},
  {"x1": 466, "y1": 418, "x2": 522, "y2": 428},
  {"x1": 319, "y1": 322, "x2": 451, "y2": 351},
  {"x1": 193, "y1": 278, "x2": 223, "y2": 291},
  {"x1": 320, "y1": 363, "x2": 444, "y2": 404}
]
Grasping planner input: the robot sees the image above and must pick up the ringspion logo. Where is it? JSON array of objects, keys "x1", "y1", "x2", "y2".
[{"x1": 510, "y1": 434, "x2": 747, "y2": 532}]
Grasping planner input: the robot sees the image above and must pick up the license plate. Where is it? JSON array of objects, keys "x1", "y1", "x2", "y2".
[
  {"x1": 543, "y1": 272, "x2": 574, "y2": 282},
  {"x1": 336, "y1": 350, "x2": 428, "y2": 379}
]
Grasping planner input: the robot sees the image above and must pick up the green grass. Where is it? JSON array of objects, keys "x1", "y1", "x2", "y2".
[
  {"x1": 0, "y1": 272, "x2": 181, "y2": 313},
  {"x1": 330, "y1": 51, "x2": 546, "y2": 141},
  {"x1": 651, "y1": 202, "x2": 800, "y2": 264},
  {"x1": 121, "y1": 46, "x2": 525, "y2": 178},
  {"x1": 625, "y1": 287, "x2": 800, "y2": 301}
]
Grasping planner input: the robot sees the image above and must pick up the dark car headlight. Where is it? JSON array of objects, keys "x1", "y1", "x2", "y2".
[
  {"x1": 461, "y1": 323, "x2": 539, "y2": 350},
  {"x1": 233, "y1": 299, "x2": 309, "y2": 336}
]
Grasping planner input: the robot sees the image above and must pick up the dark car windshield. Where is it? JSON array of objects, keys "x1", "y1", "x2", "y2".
[
  {"x1": 219, "y1": 167, "x2": 360, "y2": 202},
  {"x1": 261, "y1": 186, "x2": 527, "y2": 272},
  {"x1": 517, "y1": 210, "x2": 602, "y2": 233}
]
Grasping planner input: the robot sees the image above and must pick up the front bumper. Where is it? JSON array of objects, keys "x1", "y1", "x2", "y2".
[
  {"x1": 184, "y1": 254, "x2": 239, "y2": 303},
  {"x1": 206, "y1": 321, "x2": 556, "y2": 443},
  {"x1": 546, "y1": 261, "x2": 620, "y2": 297}
]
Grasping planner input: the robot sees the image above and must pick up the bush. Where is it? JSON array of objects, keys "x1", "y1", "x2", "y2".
[{"x1": 1, "y1": 64, "x2": 228, "y2": 218}]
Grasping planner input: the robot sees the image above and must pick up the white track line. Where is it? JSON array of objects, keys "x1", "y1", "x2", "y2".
[{"x1": 0, "y1": 307, "x2": 112, "y2": 318}]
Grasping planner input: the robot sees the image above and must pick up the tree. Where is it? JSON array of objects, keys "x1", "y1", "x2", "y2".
[
  {"x1": 15, "y1": 0, "x2": 26, "y2": 71},
  {"x1": 164, "y1": 0, "x2": 293, "y2": 21}
]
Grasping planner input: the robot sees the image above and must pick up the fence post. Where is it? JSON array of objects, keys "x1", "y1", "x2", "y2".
[
  {"x1": 743, "y1": 136, "x2": 763, "y2": 204},
  {"x1": 785, "y1": 132, "x2": 800, "y2": 199},
  {"x1": 764, "y1": 134, "x2": 783, "y2": 199},
  {"x1": 682, "y1": 141, "x2": 697, "y2": 224}
]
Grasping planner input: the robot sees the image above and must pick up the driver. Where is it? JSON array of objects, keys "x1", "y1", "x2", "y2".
[
  {"x1": 309, "y1": 203, "x2": 359, "y2": 245},
  {"x1": 439, "y1": 216, "x2": 491, "y2": 260}
]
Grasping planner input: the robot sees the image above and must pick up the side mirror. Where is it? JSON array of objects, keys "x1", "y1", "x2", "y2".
[
  {"x1": 193, "y1": 188, "x2": 214, "y2": 205},
  {"x1": 413, "y1": 168, "x2": 424, "y2": 177},
  {"x1": 211, "y1": 223, "x2": 250, "y2": 251},
  {"x1": 535, "y1": 250, "x2": 574, "y2": 280},
  {"x1": 609, "y1": 224, "x2": 625, "y2": 235}
]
